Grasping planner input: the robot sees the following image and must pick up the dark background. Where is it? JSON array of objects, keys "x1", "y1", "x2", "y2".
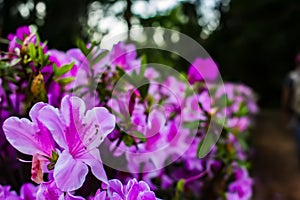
[{"x1": 1, "y1": 0, "x2": 300, "y2": 107}]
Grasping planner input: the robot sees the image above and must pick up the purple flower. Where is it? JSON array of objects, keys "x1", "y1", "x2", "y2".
[
  {"x1": 7, "y1": 26, "x2": 31, "y2": 54},
  {"x1": 0, "y1": 185, "x2": 19, "y2": 199},
  {"x1": 109, "y1": 42, "x2": 140, "y2": 72},
  {"x1": 106, "y1": 178, "x2": 157, "y2": 200},
  {"x1": 0, "y1": 183, "x2": 38, "y2": 200},
  {"x1": 38, "y1": 95, "x2": 115, "y2": 191},
  {"x1": 89, "y1": 189, "x2": 107, "y2": 200},
  {"x1": 36, "y1": 181, "x2": 84, "y2": 200},
  {"x1": 226, "y1": 164, "x2": 253, "y2": 200},
  {"x1": 20, "y1": 183, "x2": 38, "y2": 200},
  {"x1": 187, "y1": 57, "x2": 218, "y2": 84},
  {"x1": 3, "y1": 95, "x2": 115, "y2": 191},
  {"x1": 3, "y1": 102, "x2": 56, "y2": 183}
]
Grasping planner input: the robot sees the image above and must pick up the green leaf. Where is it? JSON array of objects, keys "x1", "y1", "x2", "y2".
[
  {"x1": 90, "y1": 50, "x2": 109, "y2": 66},
  {"x1": 183, "y1": 121, "x2": 200, "y2": 129},
  {"x1": 130, "y1": 130, "x2": 146, "y2": 142},
  {"x1": 47, "y1": 162, "x2": 55, "y2": 170},
  {"x1": 35, "y1": 33, "x2": 41, "y2": 46},
  {"x1": 55, "y1": 77, "x2": 75, "y2": 85},
  {"x1": 0, "y1": 61, "x2": 10, "y2": 69},
  {"x1": 139, "y1": 54, "x2": 147, "y2": 77},
  {"x1": 51, "y1": 150, "x2": 59, "y2": 161},
  {"x1": 116, "y1": 66, "x2": 125, "y2": 77},
  {"x1": 123, "y1": 134, "x2": 134, "y2": 146},
  {"x1": 0, "y1": 37, "x2": 9, "y2": 44},
  {"x1": 76, "y1": 38, "x2": 89, "y2": 56},
  {"x1": 16, "y1": 38, "x2": 23, "y2": 45},
  {"x1": 28, "y1": 42, "x2": 36, "y2": 60},
  {"x1": 53, "y1": 62, "x2": 75, "y2": 77},
  {"x1": 174, "y1": 179, "x2": 185, "y2": 200},
  {"x1": 237, "y1": 102, "x2": 248, "y2": 116},
  {"x1": 137, "y1": 81, "x2": 149, "y2": 100},
  {"x1": 10, "y1": 58, "x2": 21, "y2": 66},
  {"x1": 197, "y1": 132, "x2": 216, "y2": 158}
]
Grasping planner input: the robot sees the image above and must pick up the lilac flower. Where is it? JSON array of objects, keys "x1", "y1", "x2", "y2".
[
  {"x1": 38, "y1": 95, "x2": 115, "y2": 191},
  {"x1": 106, "y1": 178, "x2": 157, "y2": 200}
]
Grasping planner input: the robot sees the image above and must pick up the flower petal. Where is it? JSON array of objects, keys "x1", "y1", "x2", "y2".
[
  {"x1": 3, "y1": 117, "x2": 42, "y2": 155},
  {"x1": 80, "y1": 149, "x2": 108, "y2": 184},
  {"x1": 29, "y1": 102, "x2": 48, "y2": 124},
  {"x1": 107, "y1": 179, "x2": 124, "y2": 199},
  {"x1": 65, "y1": 193, "x2": 85, "y2": 200},
  {"x1": 38, "y1": 105, "x2": 68, "y2": 149},
  {"x1": 54, "y1": 151, "x2": 88, "y2": 191},
  {"x1": 146, "y1": 110, "x2": 166, "y2": 137},
  {"x1": 61, "y1": 95, "x2": 85, "y2": 127},
  {"x1": 81, "y1": 107, "x2": 115, "y2": 149},
  {"x1": 36, "y1": 181, "x2": 63, "y2": 200}
]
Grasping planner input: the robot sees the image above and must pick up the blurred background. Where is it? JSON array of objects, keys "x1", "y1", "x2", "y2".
[
  {"x1": 1, "y1": 0, "x2": 300, "y2": 198},
  {"x1": 1, "y1": 0, "x2": 300, "y2": 107}
]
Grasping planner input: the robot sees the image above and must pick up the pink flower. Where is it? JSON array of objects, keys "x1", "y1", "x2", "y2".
[
  {"x1": 38, "y1": 95, "x2": 115, "y2": 191},
  {"x1": 3, "y1": 95, "x2": 115, "y2": 191},
  {"x1": 109, "y1": 42, "x2": 140, "y2": 72},
  {"x1": 3, "y1": 102, "x2": 56, "y2": 183},
  {"x1": 106, "y1": 178, "x2": 157, "y2": 200},
  {"x1": 226, "y1": 164, "x2": 253, "y2": 200},
  {"x1": 36, "y1": 181, "x2": 84, "y2": 200},
  {"x1": 187, "y1": 57, "x2": 218, "y2": 84},
  {"x1": 7, "y1": 26, "x2": 31, "y2": 54},
  {"x1": 0, "y1": 185, "x2": 19, "y2": 199}
]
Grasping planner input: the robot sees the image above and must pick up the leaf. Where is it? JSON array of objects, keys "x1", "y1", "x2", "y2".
[
  {"x1": 10, "y1": 58, "x2": 22, "y2": 66},
  {"x1": 123, "y1": 134, "x2": 134, "y2": 146},
  {"x1": 197, "y1": 131, "x2": 217, "y2": 158},
  {"x1": 174, "y1": 179, "x2": 185, "y2": 200},
  {"x1": 139, "y1": 54, "x2": 147, "y2": 77},
  {"x1": 55, "y1": 77, "x2": 75, "y2": 85},
  {"x1": 131, "y1": 130, "x2": 146, "y2": 142},
  {"x1": 28, "y1": 42, "x2": 36, "y2": 60},
  {"x1": 183, "y1": 121, "x2": 200, "y2": 129},
  {"x1": 0, "y1": 61, "x2": 10, "y2": 69},
  {"x1": 16, "y1": 38, "x2": 23, "y2": 45},
  {"x1": 0, "y1": 37, "x2": 9, "y2": 44},
  {"x1": 237, "y1": 102, "x2": 248, "y2": 116},
  {"x1": 53, "y1": 62, "x2": 75, "y2": 77},
  {"x1": 137, "y1": 82, "x2": 149, "y2": 100},
  {"x1": 90, "y1": 50, "x2": 109, "y2": 66},
  {"x1": 76, "y1": 38, "x2": 89, "y2": 56},
  {"x1": 51, "y1": 150, "x2": 59, "y2": 161}
]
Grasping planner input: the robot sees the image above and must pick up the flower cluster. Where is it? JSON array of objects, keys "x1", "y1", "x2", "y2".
[{"x1": 0, "y1": 26, "x2": 258, "y2": 199}]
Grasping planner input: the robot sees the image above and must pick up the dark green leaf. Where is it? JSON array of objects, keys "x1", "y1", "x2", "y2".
[{"x1": 53, "y1": 62, "x2": 75, "y2": 77}]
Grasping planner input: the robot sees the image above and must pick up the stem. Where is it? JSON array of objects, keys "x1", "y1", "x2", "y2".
[{"x1": 184, "y1": 171, "x2": 206, "y2": 184}]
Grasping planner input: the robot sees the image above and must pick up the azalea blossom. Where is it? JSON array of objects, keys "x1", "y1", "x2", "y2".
[
  {"x1": 3, "y1": 102, "x2": 57, "y2": 183},
  {"x1": 187, "y1": 57, "x2": 218, "y2": 84},
  {"x1": 3, "y1": 95, "x2": 115, "y2": 191},
  {"x1": 38, "y1": 95, "x2": 115, "y2": 191},
  {"x1": 106, "y1": 178, "x2": 157, "y2": 200}
]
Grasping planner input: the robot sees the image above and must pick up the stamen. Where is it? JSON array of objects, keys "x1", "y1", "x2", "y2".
[{"x1": 17, "y1": 157, "x2": 32, "y2": 163}]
